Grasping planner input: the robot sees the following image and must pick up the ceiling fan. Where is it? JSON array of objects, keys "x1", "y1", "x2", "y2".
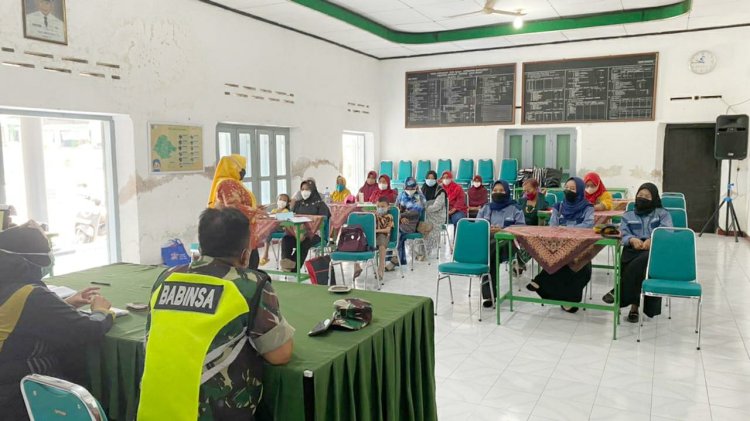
[{"x1": 446, "y1": 0, "x2": 527, "y2": 26}]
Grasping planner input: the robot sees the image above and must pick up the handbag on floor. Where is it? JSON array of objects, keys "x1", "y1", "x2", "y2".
[{"x1": 305, "y1": 255, "x2": 336, "y2": 285}]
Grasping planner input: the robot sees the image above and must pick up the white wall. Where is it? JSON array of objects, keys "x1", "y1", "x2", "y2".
[
  {"x1": 0, "y1": 0, "x2": 379, "y2": 263},
  {"x1": 379, "y1": 27, "x2": 750, "y2": 230}
]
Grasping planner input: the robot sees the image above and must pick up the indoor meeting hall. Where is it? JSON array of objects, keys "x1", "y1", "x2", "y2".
[{"x1": 2, "y1": 0, "x2": 750, "y2": 420}]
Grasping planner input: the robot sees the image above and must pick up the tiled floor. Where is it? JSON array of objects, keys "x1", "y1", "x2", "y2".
[{"x1": 349, "y1": 234, "x2": 750, "y2": 421}]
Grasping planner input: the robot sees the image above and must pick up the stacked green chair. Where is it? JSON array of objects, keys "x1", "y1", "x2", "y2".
[
  {"x1": 612, "y1": 192, "x2": 624, "y2": 199},
  {"x1": 329, "y1": 213, "x2": 378, "y2": 290},
  {"x1": 662, "y1": 196, "x2": 686, "y2": 209},
  {"x1": 455, "y1": 159, "x2": 474, "y2": 187},
  {"x1": 626, "y1": 201, "x2": 635, "y2": 212},
  {"x1": 477, "y1": 159, "x2": 495, "y2": 187},
  {"x1": 415, "y1": 160, "x2": 431, "y2": 182},
  {"x1": 666, "y1": 208, "x2": 688, "y2": 228},
  {"x1": 499, "y1": 159, "x2": 518, "y2": 186},
  {"x1": 435, "y1": 218, "x2": 492, "y2": 321},
  {"x1": 21, "y1": 374, "x2": 108, "y2": 421},
  {"x1": 379, "y1": 161, "x2": 393, "y2": 180},
  {"x1": 637, "y1": 227, "x2": 702, "y2": 350},
  {"x1": 545, "y1": 193, "x2": 557, "y2": 205},
  {"x1": 393, "y1": 160, "x2": 413, "y2": 190},
  {"x1": 437, "y1": 159, "x2": 452, "y2": 176}
]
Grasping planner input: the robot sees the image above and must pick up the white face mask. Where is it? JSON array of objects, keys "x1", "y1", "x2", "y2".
[
  {"x1": 585, "y1": 186, "x2": 597, "y2": 195},
  {"x1": 425, "y1": 179, "x2": 437, "y2": 187},
  {"x1": 405, "y1": 189, "x2": 415, "y2": 197},
  {"x1": 379, "y1": 183, "x2": 388, "y2": 190},
  {"x1": 300, "y1": 190, "x2": 311, "y2": 200},
  {"x1": 443, "y1": 179, "x2": 452, "y2": 186},
  {"x1": 472, "y1": 182, "x2": 481, "y2": 188},
  {"x1": 277, "y1": 200, "x2": 287, "y2": 209}
]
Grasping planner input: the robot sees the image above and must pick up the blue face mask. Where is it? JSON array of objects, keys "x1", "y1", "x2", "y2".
[
  {"x1": 425, "y1": 179, "x2": 437, "y2": 187},
  {"x1": 336, "y1": 184, "x2": 345, "y2": 192}
]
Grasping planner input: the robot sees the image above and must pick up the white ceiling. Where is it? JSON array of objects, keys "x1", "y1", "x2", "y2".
[{"x1": 210, "y1": 0, "x2": 750, "y2": 58}]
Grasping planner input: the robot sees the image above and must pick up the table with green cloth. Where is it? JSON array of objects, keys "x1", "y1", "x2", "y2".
[{"x1": 46, "y1": 263, "x2": 437, "y2": 421}]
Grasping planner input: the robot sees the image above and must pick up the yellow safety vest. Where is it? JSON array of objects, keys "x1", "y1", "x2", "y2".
[{"x1": 137, "y1": 272, "x2": 250, "y2": 421}]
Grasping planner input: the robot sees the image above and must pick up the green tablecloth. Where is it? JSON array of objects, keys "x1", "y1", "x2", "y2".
[{"x1": 47, "y1": 263, "x2": 437, "y2": 421}]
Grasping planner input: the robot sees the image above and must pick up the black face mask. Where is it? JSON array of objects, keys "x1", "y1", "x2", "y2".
[
  {"x1": 239, "y1": 169, "x2": 246, "y2": 180},
  {"x1": 635, "y1": 197, "x2": 655, "y2": 214},
  {"x1": 492, "y1": 193, "x2": 507, "y2": 203},
  {"x1": 564, "y1": 190, "x2": 578, "y2": 203}
]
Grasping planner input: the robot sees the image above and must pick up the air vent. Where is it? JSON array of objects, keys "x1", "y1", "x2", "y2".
[{"x1": 223, "y1": 81, "x2": 295, "y2": 104}]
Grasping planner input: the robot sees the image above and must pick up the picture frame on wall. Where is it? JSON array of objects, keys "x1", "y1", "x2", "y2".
[{"x1": 22, "y1": 0, "x2": 68, "y2": 45}]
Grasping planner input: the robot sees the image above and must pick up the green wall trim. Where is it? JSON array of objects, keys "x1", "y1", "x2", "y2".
[{"x1": 291, "y1": 0, "x2": 692, "y2": 44}]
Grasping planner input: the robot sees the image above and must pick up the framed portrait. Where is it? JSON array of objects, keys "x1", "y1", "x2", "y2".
[{"x1": 22, "y1": 0, "x2": 68, "y2": 45}]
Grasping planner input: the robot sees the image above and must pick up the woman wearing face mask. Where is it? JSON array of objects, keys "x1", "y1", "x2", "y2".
[
  {"x1": 602, "y1": 183, "x2": 672, "y2": 322},
  {"x1": 208, "y1": 154, "x2": 263, "y2": 269},
  {"x1": 0, "y1": 222, "x2": 114, "y2": 420},
  {"x1": 280, "y1": 180, "x2": 331, "y2": 272},
  {"x1": 441, "y1": 171, "x2": 468, "y2": 228},
  {"x1": 477, "y1": 180, "x2": 525, "y2": 307},
  {"x1": 467, "y1": 175, "x2": 489, "y2": 218},
  {"x1": 422, "y1": 171, "x2": 447, "y2": 258},
  {"x1": 331, "y1": 175, "x2": 351, "y2": 203},
  {"x1": 387, "y1": 177, "x2": 427, "y2": 271},
  {"x1": 259, "y1": 194, "x2": 291, "y2": 266},
  {"x1": 526, "y1": 177, "x2": 595, "y2": 312},
  {"x1": 517, "y1": 178, "x2": 549, "y2": 226},
  {"x1": 368, "y1": 174, "x2": 398, "y2": 204},
  {"x1": 583, "y1": 172, "x2": 613, "y2": 211},
  {"x1": 358, "y1": 171, "x2": 379, "y2": 202}
]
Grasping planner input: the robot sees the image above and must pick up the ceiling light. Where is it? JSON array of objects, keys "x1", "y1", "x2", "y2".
[{"x1": 513, "y1": 15, "x2": 524, "y2": 29}]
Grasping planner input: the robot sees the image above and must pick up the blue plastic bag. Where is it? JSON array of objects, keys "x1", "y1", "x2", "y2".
[{"x1": 161, "y1": 239, "x2": 191, "y2": 267}]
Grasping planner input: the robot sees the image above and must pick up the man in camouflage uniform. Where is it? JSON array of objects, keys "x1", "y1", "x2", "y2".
[{"x1": 138, "y1": 208, "x2": 295, "y2": 420}]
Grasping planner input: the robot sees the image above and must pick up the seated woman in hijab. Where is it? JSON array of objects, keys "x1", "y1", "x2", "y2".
[
  {"x1": 602, "y1": 183, "x2": 672, "y2": 322},
  {"x1": 387, "y1": 177, "x2": 426, "y2": 271},
  {"x1": 358, "y1": 171, "x2": 379, "y2": 202},
  {"x1": 422, "y1": 170, "x2": 446, "y2": 259},
  {"x1": 514, "y1": 178, "x2": 549, "y2": 275},
  {"x1": 0, "y1": 222, "x2": 114, "y2": 420},
  {"x1": 331, "y1": 175, "x2": 351, "y2": 204},
  {"x1": 440, "y1": 171, "x2": 468, "y2": 228},
  {"x1": 208, "y1": 154, "x2": 264, "y2": 269},
  {"x1": 368, "y1": 174, "x2": 398, "y2": 204},
  {"x1": 280, "y1": 180, "x2": 331, "y2": 272},
  {"x1": 526, "y1": 177, "x2": 595, "y2": 313},
  {"x1": 467, "y1": 175, "x2": 489, "y2": 218},
  {"x1": 477, "y1": 180, "x2": 525, "y2": 308},
  {"x1": 583, "y1": 172, "x2": 613, "y2": 211}
]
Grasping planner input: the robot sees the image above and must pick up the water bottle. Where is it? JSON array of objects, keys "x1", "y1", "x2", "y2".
[{"x1": 324, "y1": 187, "x2": 331, "y2": 204}]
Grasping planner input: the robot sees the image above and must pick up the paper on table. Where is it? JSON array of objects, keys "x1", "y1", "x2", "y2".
[
  {"x1": 289, "y1": 216, "x2": 312, "y2": 223},
  {"x1": 274, "y1": 212, "x2": 295, "y2": 221},
  {"x1": 48, "y1": 285, "x2": 77, "y2": 299},
  {"x1": 80, "y1": 307, "x2": 130, "y2": 318}
]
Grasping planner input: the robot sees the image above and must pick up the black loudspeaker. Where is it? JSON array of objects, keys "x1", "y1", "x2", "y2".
[{"x1": 715, "y1": 114, "x2": 748, "y2": 160}]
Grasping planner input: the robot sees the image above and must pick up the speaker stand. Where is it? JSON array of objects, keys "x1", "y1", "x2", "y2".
[{"x1": 699, "y1": 159, "x2": 743, "y2": 243}]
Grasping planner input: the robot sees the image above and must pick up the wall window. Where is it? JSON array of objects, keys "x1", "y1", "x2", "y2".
[
  {"x1": 504, "y1": 129, "x2": 576, "y2": 180},
  {"x1": 216, "y1": 124, "x2": 290, "y2": 205},
  {"x1": 342, "y1": 132, "x2": 366, "y2": 190}
]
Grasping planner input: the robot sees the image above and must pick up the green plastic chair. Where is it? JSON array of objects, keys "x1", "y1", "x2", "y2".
[
  {"x1": 662, "y1": 196, "x2": 686, "y2": 209},
  {"x1": 402, "y1": 210, "x2": 428, "y2": 271},
  {"x1": 308, "y1": 216, "x2": 331, "y2": 259},
  {"x1": 477, "y1": 159, "x2": 494, "y2": 186},
  {"x1": 662, "y1": 192, "x2": 685, "y2": 198},
  {"x1": 545, "y1": 193, "x2": 557, "y2": 205},
  {"x1": 379, "y1": 161, "x2": 393, "y2": 180},
  {"x1": 384, "y1": 206, "x2": 404, "y2": 280},
  {"x1": 665, "y1": 208, "x2": 688, "y2": 228},
  {"x1": 455, "y1": 159, "x2": 474, "y2": 186},
  {"x1": 329, "y1": 212, "x2": 378, "y2": 290},
  {"x1": 500, "y1": 159, "x2": 518, "y2": 186},
  {"x1": 612, "y1": 192, "x2": 624, "y2": 199},
  {"x1": 637, "y1": 227, "x2": 702, "y2": 349},
  {"x1": 626, "y1": 201, "x2": 635, "y2": 212},
  {"x1": 435, "y1": 218, "x2": 491, "y2": 321},
  {"x1": 415, "y1": 160, "x2": 431, "y2": 182},
  {"x1": 21, "y1": 374, "x2": 108, "y2": 421},
  {"x1": 437, "y1": 159, "x2": 452, "y2": 176},
  {"x1": 395, "y1": 160, "x2": 413, "y2": 185}
]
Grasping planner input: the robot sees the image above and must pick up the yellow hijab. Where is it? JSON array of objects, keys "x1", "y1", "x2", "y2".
[
  {"x1": 331, "y1": 175, "x2": 351, "y2": 203},
  {"x1": 208, "y1": 154, "x2": 248, "y2": 208}
]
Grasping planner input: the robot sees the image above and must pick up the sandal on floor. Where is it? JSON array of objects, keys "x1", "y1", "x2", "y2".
[
  {"x1": 525, "y1": 281, "x2": 540, "y2": 292},
  {"x1": 627, "y1": 309, "x2": 639, "y2": 323},
  {"x1": 602, "y1": 290, "x2": 615, "y2": 304},
  {"x1": 561, "y1": 306, "x2": 579, "y2": 313}
]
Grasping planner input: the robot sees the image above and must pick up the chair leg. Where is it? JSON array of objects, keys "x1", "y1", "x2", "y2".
[
  {"x1": 637, "y1": 292, "x2": 644, "y2": 343},
  {"x1": 435, "y1": 274, "x2": 441, "y2": 316},
  {"x1": 448, "y1": 275, "x2": 454, "y2": 304},
  {"x1": 696, "y1": 296, "x2": 703, "y2": 350},
  {"x1": 668, "y1": 297, "x2": 672, "y2": 320}
]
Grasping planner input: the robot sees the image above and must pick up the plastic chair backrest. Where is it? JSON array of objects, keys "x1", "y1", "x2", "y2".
[
  {"x1": 500, "y1": 159, "x2": 518, "y2": 183},
  {"x1": 388, "y1": 206, "x2": 400, "y2": 247},
  {"x1": 545, "y1": 193, "x2": 557, "y2": 204},
  {"x1": 346, "y1": 212, "x2": 376, "y2": 250},
  {"x1": 456, "y1": 159, "x2": 474, "y2": 181},
  {"x1": 477, "y1": 159, "x2": 494, "y2": 183},
  {"x1": 453, "y1": 218, "x2": 489, "y2": 265},
  {"x1": 396, "y1": 160, "x2": 413, "y2": 183},
  {"x1": 612, "y1": 192, "x2": 623, "y2": 199},
  {"x1": 379, "y1": 161, "x2": 393, "y2": 179},
  {"x1": 666, "y1": 208, "x2": 688, "y2": 228},
  {"x1": 626, "y1": 201, "x2": 635, "y2": 212},
  {"x1": 437, "y1": 159, "x2": 452, "y2": 176},
  {"x1": 21, "y1": 374, "x2": 108, "y2": 421},
  {"x1": 647, "y1": 227, "x2": 696, "y2": 282},
  {"x1": 662, "y1": 192, "x2": 685, "y2": 198},
  {"x1": 662, "y1": 196, "x2": 686, "y2": 210},
  {"x1": 415, "y1": 160, "x2": 431, "y2": 181}
]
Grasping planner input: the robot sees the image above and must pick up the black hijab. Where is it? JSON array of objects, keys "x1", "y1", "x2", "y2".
[
  {"x1": 421, "y1": 170, "x2": 441, "y2": 201},
  {"x1": 635, "y1": 182, "x2": 662, "y2": 216},
  {"x1": 298, "y1": 180, "x2": 323, "y2": 204}
]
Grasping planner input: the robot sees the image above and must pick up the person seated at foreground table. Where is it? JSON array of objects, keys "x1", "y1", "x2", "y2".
[
  {"x1": 260, "y1": 193, "x2": 291, "y2": 267},
  {"x1": 526, "y1": 177, "x2": 595, "y2": 313},
  {"x1": 602, "y1": 183, "x2": 673, "y2": 323},
  {"x1": 0, "y1": 221, "x2": 114, "y2": 421},
  {"x1": 517, "y1": 178, "x2": 549, "y2": 226},
  {"x1": 584, "y1": 172, "x2": 614, "y2": 211},
  {"x1": 331, "y1": 175, "x2": 352, "y2": 203},
  {"x1": 281, "y1": 180, "x2": 331, "y2": 272},
  {"x1": 139, "y1": 207, "x2": 294, "y2": 420},
  {"x1": 467, "y1": 175, "x2": 488, "y2": 218},
  {"x1": 477, "y1": 180, "x2": 525, "y2": 308}
]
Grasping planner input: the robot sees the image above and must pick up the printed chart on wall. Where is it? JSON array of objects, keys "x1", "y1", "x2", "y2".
[
  {"x1": 406, "y1": 64, "x2": 516, "y2": 128},
  {"x1": 522, "y1": 53, "x2": 658, "y2": 124},
  {"x1": 149, "y1": 124, "x2": 203, "y2": 173}
]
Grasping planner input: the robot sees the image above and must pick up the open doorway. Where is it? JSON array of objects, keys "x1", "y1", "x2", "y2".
[{"x1": 0, "y1": 113, "x2": 119, "y2": 275}]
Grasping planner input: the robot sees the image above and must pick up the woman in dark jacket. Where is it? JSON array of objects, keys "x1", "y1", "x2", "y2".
[{"x1": 280, "y1": 180, "x2": 331, "y2": 272}]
